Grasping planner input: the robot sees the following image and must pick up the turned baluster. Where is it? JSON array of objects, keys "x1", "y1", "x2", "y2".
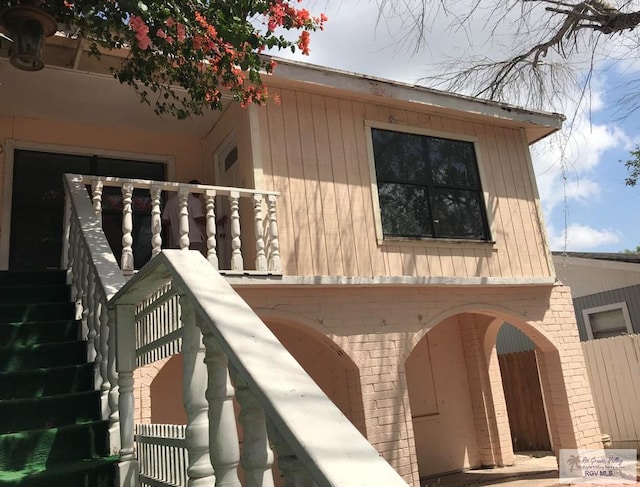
[
  {"x1": 151, "y1": 185, "x2": 163, "y2": 256},
  {"x1": 266, "y1": 195, "x2": 282, "y2": 273},
  {"x1": 266, "y1": 423, "x2": 316, "y2": 487},
  {"x1": 61, "y1": 189, "x2": 71, "y2": 272},
  {"x1": 178, "y1": 187, "x2": 190, "y2": 250},
  {"x1": 231, "y1": 368, "x2": 275, "y2": 487},
  {"x1": 181, "y1": 295, "x2": 215, "y2": 486},
  {"x1": 203, "y1": 333, "x2": 241, "y2": 486},
  {"x1": 72, "y1": 239, "x2": 84, "y2": 322},
  {"x1": 229, "y1": 191, "x2": 243, "y2": 271},
  {"x1": 107, "y1": 306, "x2": 120, "y2": 454},
  {"x1": 78, "y1": 245, "x2": 90, "y2": 330},
  {"x1": 121, "y1": 183, "x2": 135, "y2": 275},
  {"x1": 98, "y1": 293, "x2": 110, "y2": 420},
  {"x1": 67, "y1": 218, "x2": 79, "y2": 301},
  {"x1": 253, "y1": 194, "x2": 268, "y2": 272},
  {"x1": 86, "y1": 269, "x2": 97, "y2": 363},
  {"x1": 115, "y1": 304, "x2": 138, "y2": 485},
  {"x1": 204, "y1": 189, "x2": 218, "y2": 269},
  {"x1": 92, "y1": 179, "x2": 103, "y2": 218}
]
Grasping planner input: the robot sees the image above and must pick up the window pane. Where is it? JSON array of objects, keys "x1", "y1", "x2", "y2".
[
  {"x1": 433, "y1": 189, "x2": 486, "y2": 239},
  {"x1": 378, "y1": 183, "x2": 432, "y2": 237},
  {"x1": 371, "y1": 127, "x2": 489, "y2": 240},
  {"x1": 372, "y1": 129, "x2": 429, "y2": 185},
  {"x1": 429, "y1": 138, "x2": 480, "y2": 188}
]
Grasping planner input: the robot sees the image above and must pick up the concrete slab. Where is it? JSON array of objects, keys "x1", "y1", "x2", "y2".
[{"x1": 421, "y1": 452, "x2": 560, "y2": 487}]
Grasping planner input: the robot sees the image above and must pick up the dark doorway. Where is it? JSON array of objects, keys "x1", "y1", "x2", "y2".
[{"x1": 9, "y1": 150, "x2": 166, "y2": 271}]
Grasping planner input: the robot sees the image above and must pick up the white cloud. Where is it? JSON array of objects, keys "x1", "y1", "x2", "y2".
[
  {"x1": 531, "y1": 94, "x2": 630, "y2": 218},
  {"x1": 548, "y1": 224, "x2": 621, "y2": 251}
]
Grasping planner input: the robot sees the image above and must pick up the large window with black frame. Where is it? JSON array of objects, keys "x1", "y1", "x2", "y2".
[{"x1": 370, "y1": 127, "x2": 490, "y2": 241}]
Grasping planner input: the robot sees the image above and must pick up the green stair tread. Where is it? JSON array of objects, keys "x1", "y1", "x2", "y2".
[
  {"x1": 0, "y1": 363, "x2": 94, "y2": 400},
  {"x1": 0, "y1": 302, "x2": 75, "y2": 323},
  {"x1": 0, "y1": 340, "x2": 87, "y2": 373},
  {"x1": 0, "y1": 271, "x2": 118, "y2": 487},
  {"x1": 0, "y1": 390, "x2": 101, "y2": 433},
  {"x1": 0, "y1": 320, "x2": 80, "y2": 347},
  {"x1": 0, "y1": 456, "x2": 117, "y2": 487},
  {"x1": 0, "y1": 271, "x2": 67, "y2": 286},
  {"x1": 0, "y1": 420, "x2": 110, "y2": 471},
  {"x1": 0, "y1": 285, "x2": 70, "y2": 304}
]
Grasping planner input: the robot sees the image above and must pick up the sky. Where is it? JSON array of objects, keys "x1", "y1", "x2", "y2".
[{"x1": 273, "y1": 0, "x2": 640, "y2": 253}]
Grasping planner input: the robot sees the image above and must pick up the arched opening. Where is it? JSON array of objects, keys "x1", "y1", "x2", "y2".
[
  {"x1": 407, "y1": 309, "x2": 572, "y2": 482},
  {"x1": 405, "y1": 314, "x2": 481, "y2": 479},
  {"x1": 266, "y1": 320, "x2": 366, "y2": 435},
  {"x1": 485, "y1": 316, "x2": 576, "y2": 457},
  {"x1": 146, "y1": 319, "x2": 365, "y2": 435},
  {"x1": 149, "y1": 354, "x2": 186, "y2": 424}
]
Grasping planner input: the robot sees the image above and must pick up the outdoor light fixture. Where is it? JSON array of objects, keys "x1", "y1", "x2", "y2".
[{"x1": 0, "y1": 2, "x2": 57, "y2": 71}]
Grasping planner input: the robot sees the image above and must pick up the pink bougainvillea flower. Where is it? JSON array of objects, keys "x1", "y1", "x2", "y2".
[
  {"x1": 176, "y1": 24, "x2": 186, "y2": 42},
  {"x1": 298, "y1": 30, "x2": 310, "y2": 55},
  {"x1": 129, "y1": 15, "x2": 151, "y2": 50}
]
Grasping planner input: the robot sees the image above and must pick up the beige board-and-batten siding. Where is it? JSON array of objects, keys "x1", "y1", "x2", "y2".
[
  {"x1": 582, "y1": 334, "x2": 640, "y2": 449},
  {"x1": 254, "y1": 85, "x2": 552, "y2": 279}
]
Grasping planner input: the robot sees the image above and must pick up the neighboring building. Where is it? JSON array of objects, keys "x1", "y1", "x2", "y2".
[
  {"x1": 0, "y1": 34, "x2": 604, "y2": 487},
  {"x1": 552, "y1": 252, "x2": 640, "y2": 340}
]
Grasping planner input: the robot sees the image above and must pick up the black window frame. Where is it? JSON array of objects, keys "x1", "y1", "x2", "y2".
[{"x1": 370, "y1": 126, "x2": 491, "y2": 241}]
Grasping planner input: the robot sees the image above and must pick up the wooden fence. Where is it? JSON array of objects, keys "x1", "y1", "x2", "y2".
[
  {"x1": 498, "y1": 350, "x2": 551, "y2": 452},
  {"x1": 582, "y1": 334, "x2": 640, "y2": 449}
]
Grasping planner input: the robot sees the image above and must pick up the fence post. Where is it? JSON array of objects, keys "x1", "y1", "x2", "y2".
[{"x1": 115, "y1": 303, "x2": 139, "y2": 487}]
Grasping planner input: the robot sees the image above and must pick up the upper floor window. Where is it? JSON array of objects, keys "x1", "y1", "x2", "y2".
[{"x1": 370, "y1": 127, "x2": 490, "y2": 241}]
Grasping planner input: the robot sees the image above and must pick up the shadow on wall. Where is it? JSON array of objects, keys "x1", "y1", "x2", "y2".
[{"x1": 148, "y1": 320, "x2": 366, "y2": 434}]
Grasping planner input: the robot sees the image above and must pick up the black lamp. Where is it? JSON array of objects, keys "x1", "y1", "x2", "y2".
[{"x1": 0, "y1": 3, "x2": 57, "y2": 71}]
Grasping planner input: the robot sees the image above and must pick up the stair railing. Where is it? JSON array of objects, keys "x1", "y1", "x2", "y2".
[
  {"x1": 64, "y1": 173, "x2": 409, "y2": 487},
  {"x1": 63, "y1": 173, "x2": 128, "y2": 454},
  {"x1": 111, "y1": 249, "x2": 409, "y2": 487}
]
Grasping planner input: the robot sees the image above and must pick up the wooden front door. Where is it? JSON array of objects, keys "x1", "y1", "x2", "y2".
[{"x1": 9, "y1": 150, "x2": 166, "y2": 271}]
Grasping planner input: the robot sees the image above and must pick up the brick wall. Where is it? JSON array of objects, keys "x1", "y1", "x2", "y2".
[{"x1": 136, "y1": 282, "x2": 602, "y2": 487}]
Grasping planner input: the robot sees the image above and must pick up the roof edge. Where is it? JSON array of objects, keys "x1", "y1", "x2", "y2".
[{"x1": 267, "y1": 56, "x2": 564, "y2": 141}]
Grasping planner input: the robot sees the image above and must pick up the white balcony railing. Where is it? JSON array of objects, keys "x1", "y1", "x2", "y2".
[{"x1": 63, "y1": 174, "x2": 282, "y2": 276}]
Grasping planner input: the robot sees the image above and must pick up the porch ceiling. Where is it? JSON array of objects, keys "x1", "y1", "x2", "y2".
[{"x1": 0, "y1": 60, "x2": 221, "y2": 137}]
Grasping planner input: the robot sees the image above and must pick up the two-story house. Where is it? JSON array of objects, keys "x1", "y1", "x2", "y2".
[{"x1": 0, "y1": 32, "x2": 603, "y2": 487}]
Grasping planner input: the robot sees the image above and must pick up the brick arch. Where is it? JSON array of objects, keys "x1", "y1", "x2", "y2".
[
  {"x1": 400, "y1": 303, "x2": 558, "y2": 364},
  {"x1": 140, "y1": 311, "x2": 367, "y2": 435},
  {"x1": 481, "y1": 317, "x2": 576, "y2": 457},
  {"x1": 404, "y1": 312, "x2": 496, "y2": 477},
  {"x1": 133, "y1": 354, "x2": 182, "y2": 424},
  {"x1": 403, "y1": 305, "x2": 583, "y2": 479},
  {"x1": 149, "y1": 354, "x2": 185, "y2": 424},
  {"x1": 262, "y1": 317, "x2": 367, "y2": 436}
]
